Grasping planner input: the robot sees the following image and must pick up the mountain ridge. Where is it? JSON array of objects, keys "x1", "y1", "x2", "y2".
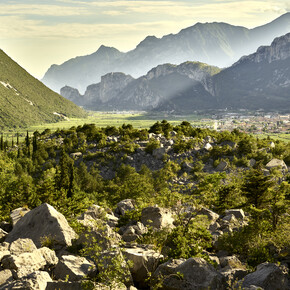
[{"x1": 43, "y1": 13, "x2": 290, "y2": 93}]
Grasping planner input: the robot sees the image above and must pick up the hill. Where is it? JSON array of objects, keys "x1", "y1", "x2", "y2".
[
  {"x1": 0, "y1": 49, "x2": 86, "y2": 129},
  {"x1": 43, "y1": 13, "x2": 290, "y2": 93}
]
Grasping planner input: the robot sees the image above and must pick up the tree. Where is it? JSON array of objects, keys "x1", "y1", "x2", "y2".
[{"x1": 242, "y1": 168, "x2": 275, "y2": 209}]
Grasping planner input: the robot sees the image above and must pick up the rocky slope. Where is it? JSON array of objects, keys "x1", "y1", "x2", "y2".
[
  {"x1": 0, "y1": 49, "x2": 86, "y2": 129},
  {"x1": 212, "y1": 32, "x2": 290, "y2": 111},
  {"x1": 61, "y1": 33, "x2": 290, "y2": 113},
  {"x1": 43, "y1": 13, "x2": 290, "y2": 93}
]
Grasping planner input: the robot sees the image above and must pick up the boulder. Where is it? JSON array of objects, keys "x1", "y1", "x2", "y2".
[
  {"x1": 0, "y1": 271, "x2": 52, "y2": 290},
  {"x1": 123, "y1": 247, "x2": 163, "y2": 287},
  {"x1": 204, "y1": 143, "x2": 212, "y2": 151},
  {"x1": 141, "y1": 206, "x2": 174, "y2": 230},
  {"x1": 0, "y1": 229, "x2": 7, "y2": 243},
  {"x1": 249, "y1": 158, "x2": 256, "y2": 167},
  {"x1": 0, "y1": 269, "x2": 13, "y2": 287},
  {"x1": 115, "y1": 199, "x2": 135, "y2": 216},
  {"x1": 5, "y1": 203, "x2": 77, "y2": 248},
  {"x1": 121, "y1": 222, "x2": 147, "y2": 242},
  {"x1": 9, "y1": 238, "x2": 37, "y2": 255},
  {"x1": 46, "y1": 281, "x2": 83, "y2": 290},
  {"x1": 152, "y1": 147, "x2": 166, "y2": 159},
  {"x1": 2, "y1": 246, "x2": 58, "y2": 276},
  {"x1": 69, "y1": 152, "x2": 82, "y2": 159},
  {"x1": 10, "y1": 207, "x2": 30, "y2": 226},
  {"x1": 266, "y1": 159, "x2": 288, "y2": 171},
  {"x1": 53, "y1": 255, "x2": 96, "y2": 282},
  {"x1": 219, "y1": 255, "x2": 245, "y2": 270},
  {"x1": 197, "y1": 208, "x2": 219, "y2": 224},
  {"x1": 225, "y1": 209, "x2": 245, "y2": 220},
  {"x1": 153, "y1": 257, "x2": 225, "y2": 289},
  {"x1": 241, "y1": 262, "x2": 289, "y2": 290},
  {"x1": 0, "y1": 242, "x2": 10, "y2": 261},
  {"x1": 215, "y1": 160, "x2": 228, "y2": 171}
]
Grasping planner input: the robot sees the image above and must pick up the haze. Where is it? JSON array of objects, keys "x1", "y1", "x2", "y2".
[{"x1": 0, "y1": 0, "x2": 289, "y2": 79}]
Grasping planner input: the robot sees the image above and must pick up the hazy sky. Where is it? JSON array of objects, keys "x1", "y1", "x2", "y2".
[{"x1": 0, "y1": 0, "x2": 289, "y2": 79}]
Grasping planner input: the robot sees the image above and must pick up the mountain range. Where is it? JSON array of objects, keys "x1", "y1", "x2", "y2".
[
  {"x1": 61, "y1": 32, "x2": 290, "y2": 113},
  {"x1": 0, "y1": 50, "x2": 85, "y2": 129},
  {"x1": 43, "y1": 13, "x2": 290, "y2": 93}
]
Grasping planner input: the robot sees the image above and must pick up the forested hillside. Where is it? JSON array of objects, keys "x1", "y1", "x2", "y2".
[{"x1": 0, "y1": 122, "x2": 289, "y2": 288}]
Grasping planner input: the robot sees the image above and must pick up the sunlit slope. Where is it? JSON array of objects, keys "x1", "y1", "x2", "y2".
[{"x1": 0, "y1": 49, "x2": 86, "y2": 129}]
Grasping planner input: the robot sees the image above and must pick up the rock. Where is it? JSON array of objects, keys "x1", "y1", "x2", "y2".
[
  {"x1": 5, "y1": 203, "x2": 77, "y2": 248},
  {"x1": 249, "y1": 158, "x2": 256, "y2": 167},
  {"x1": 115, "y1": 199, "x2": 135, "y2": 216},
  {"x1": 0, "y1": 229, "x2": 7, "y2": 243},
  {"x1": 219, "y1": 255, "x2": 245, "y2": 269},
  {"x1": 141, "y1": 206, "x2": 174, "y2": 230},
  {"x1": 0, "y1": 242, "x2": 10, "y2": 261},
  {"x1": 46, "y1": 281, "x2": 83, "y2": 290},
  {"x1": 123, "y1": 247, "x2": 163, "y2": 287},
  {"x1": 152, "y1": 147, "x2": 166, "y2": 159},
  {"x1": 53, "y1": 255, "x2": 96, "y2": 282},
  {"x1": 2, "y1": 246, "x2": 58, "y2": 276},
  {"x1": 69, "y1": 152, "x2": 82, "y2": 159},
  {"x1": 215, "y1": 160, "x2": 228, "y2": 171},
  {"x1": 198, "y1": 208, "x2": 219, "y2": 224},
  {"x1": 220, "y1": 268, "x2": 248, "y2": 285},
  {"x1": 10, "y1": 207, "x2": 30, "y2": 226},
  {"x1": 204, "y1": 143, "x2": 213, "y2": 151},
  {"x1": 0, "y1": 271, "x2": 52, "y2": 290},
  {"x1": 241, "y1": 262, "x2": 289, "y2": 290},
  {"x1": 266, "y1": 159, "x2": 288, "y2": 171},
  {"x1": 9, "y1": 238, "x2": 37, "y2": 255},
  {"x1": 225, "y1": 209, "x2": 245, "y2": 220},
  {"x1": 121, "y1": 222, "x2": 148, "y2": 242},
  {"x1": 182, "y1": 162, "x2": 193, "y2": 172},
  {"x1": 0, "y1": 269, "x2": 13, "y2": 286},
  {"x1": 153, "y1": 257, "x2": 225, "y2": 289},
  {"x1": 78, "y1": 204, "x2": 118, "y2": 227}
]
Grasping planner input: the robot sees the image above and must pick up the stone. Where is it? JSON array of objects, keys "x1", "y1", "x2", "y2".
[
  {"x1": 0, "y1": 229, "x2": 7, "y2": 243},
  {"x1": 141, "y1": 206, "x2": 174, "y2": 229},
  {"x1": 69, "y1": 152, "x2": 82, "y2": 159},
  {"x1": 219, "y1": 255, "x2": 245, "y2": 269},
  {"x1": 115, "y1": 199, "x2": 135, "y2": 216},
  {"x1": 216, "y1": 160, "x2": 228, "y2": 171},
  {"x1": 0, "y1": 269, "x2": 13, "y2": 286},
  {"x1": 0, "y1": 242, "x2": 10, "y2": 261},
  {"x1": 153, "y1": 257, "x2": 225, "y2": 289},
  {"x1": 225, "y1": 209, "x2": 245, "y2": 220},
  {"x1": 10, "y1": 207, "x2": 30, "y2": 226},
  {"x1": 9, "y1": 238, "x2": 37, "y2": 255},
  {"x1": 152, "y1": 147, "x2": 166, "y2": 159},
  {"x1": 46, "y1": 281, "x2": 83, "y2": 290},
  {"x1": 266, "y1": 159, "x2": 288, "y2": 171},
  {"x1": 241, "y1": 262, "x2": 289, "y2": 290},
  {"x1": 53, "y1": 255, "x2": 96, "y2": 282},
  {"x1": 204, "y1": 143, "x2": 213, "y2": 151},
  {"x1": 123, "y1": 247, "x2": 163, "y2": 287},
  {"x1": 249, "y1": 158, "x2": 256, "y2": 167},
  {"x1": 0, "y1": 271, "x2": 52, "y2": 290},
  {"x1": 197, "y1": 208, "x2": 219, "y2": 224},
  {"x1": 2, "y1": 247, "x2": 58, "y2": 276},
  {"x1": 5, "y1": 203, "x2": 77, "y2": 248}
]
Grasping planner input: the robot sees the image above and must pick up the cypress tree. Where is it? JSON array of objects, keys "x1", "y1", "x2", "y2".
[
  {"x1": 0, "y1": 133, "x2": 3, "y2": 151},
  {"x1": 16, "y1": 133, "x2": 19, "y2": 146}
]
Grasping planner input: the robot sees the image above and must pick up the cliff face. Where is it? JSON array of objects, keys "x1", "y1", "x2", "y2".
[
  {"x1": 212, "y1": 33, "x2": 290, "y2": 111},
  {"x1": 62, "y1": 61, "x2": 220, "y2": 111}
]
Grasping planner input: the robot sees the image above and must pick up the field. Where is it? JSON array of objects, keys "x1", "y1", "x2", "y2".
[{"x1": 2, "y1": 111, "x2": 290, "y2": 144}]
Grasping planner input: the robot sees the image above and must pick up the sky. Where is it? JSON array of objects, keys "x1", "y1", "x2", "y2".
[{"x1": 0, "y1": 0, "x2": 289, "y2": 79}]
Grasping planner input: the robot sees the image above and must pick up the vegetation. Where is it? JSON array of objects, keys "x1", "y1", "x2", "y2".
[
  {"x1": 0, "y1": 121, "x2": 289, "y2": 286},
  {"x1": 0, "y1": 49, "x2": 86, "y2": 129}
]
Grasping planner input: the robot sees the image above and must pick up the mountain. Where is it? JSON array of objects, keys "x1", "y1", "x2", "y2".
[
  {"x1": 60, "y1": 62, "x2": 220, "y2": 111},
  {"x1": 0, "y1": 49, "x2": 86, "y2": 129},
  {"x1": 212, "y1": 33, "x2": 290, "y2": 111},
  {"x1": 61, "y1": 33, "x2": 290, "y2": 113},
  {"x1": 43, "y1": 13, "x2": 290, "y2": 93}
]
